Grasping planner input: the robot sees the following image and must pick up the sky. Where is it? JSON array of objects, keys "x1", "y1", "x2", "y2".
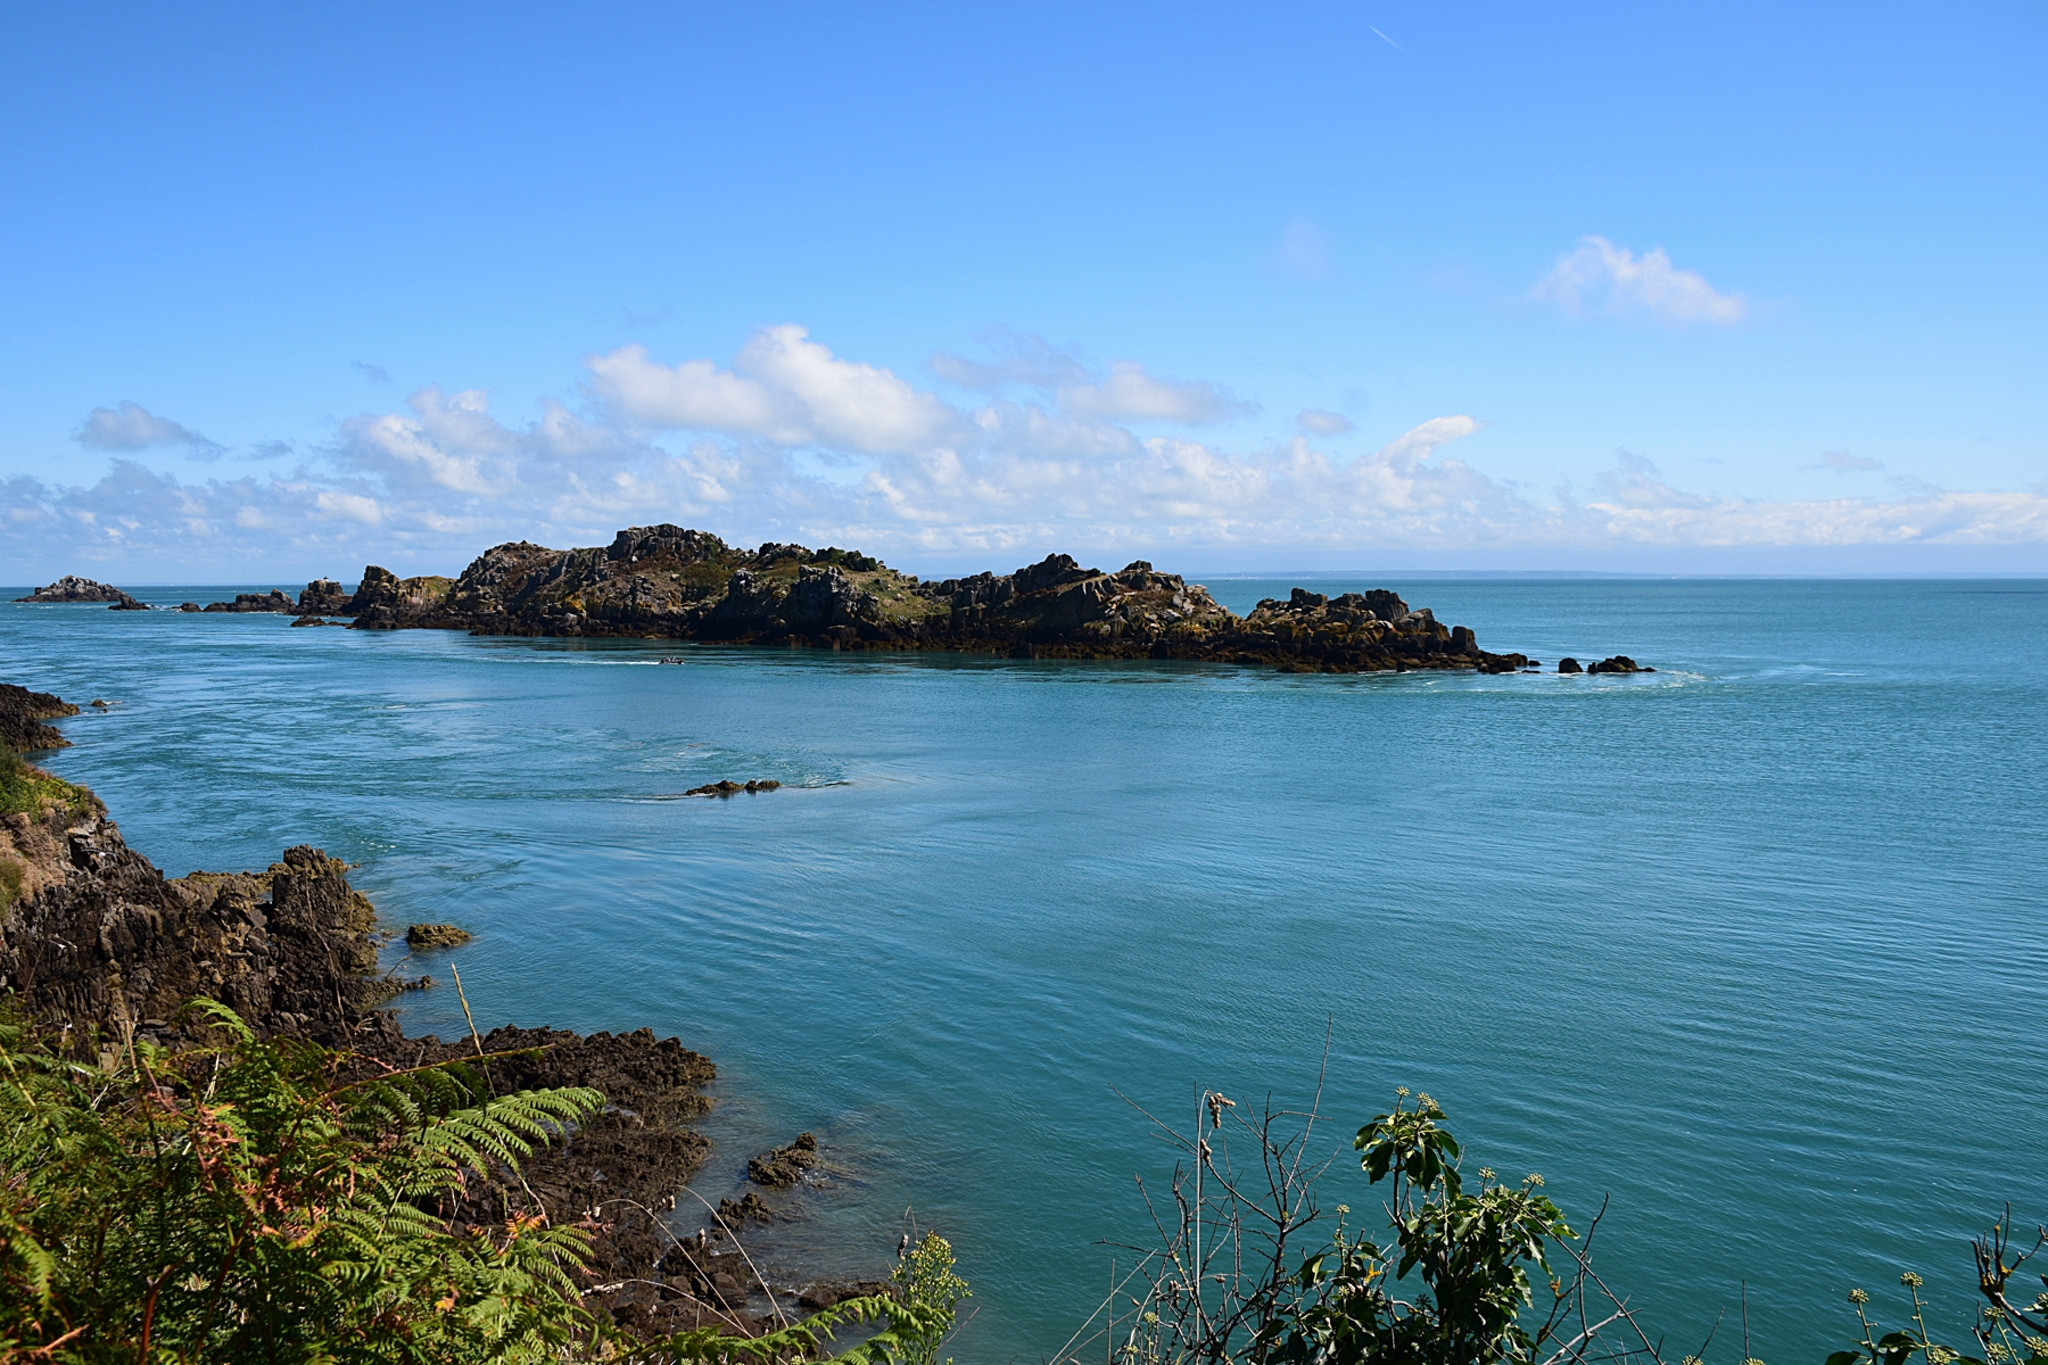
[{"x1": 4, "y1": 1, "x2": 2046, "y2": 583}]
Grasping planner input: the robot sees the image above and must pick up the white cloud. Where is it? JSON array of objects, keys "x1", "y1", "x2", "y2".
[
  {"x1": 12, "y1": 328, "x2": 2048, "y2": 581},
  {"x1": 586, "y1": 343, "x2": 804, "y2": 443},
  {"x1": 1532, "y1": 236, "x2": 1746, "y2": 325},
  {"x1": 76, "y1": 401, "x2": 223, "y2": 455},
  {"x1": 589, "y1": 326, "x2": 953, "y2": 453},
  {"x1": 1058, "y1": 361, "x2": 1251, "y2": 425},
  {"x1": 735, "y1": 324, "x2": 955, "y2": 452},
  {"x1": 1297, "y1": 408, "x2": 1356, "y2": 436}
]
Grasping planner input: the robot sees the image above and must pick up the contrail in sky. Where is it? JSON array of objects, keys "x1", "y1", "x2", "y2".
[{"x1": 1369, "y1": 25, "x2": 1408, "y2": 54}]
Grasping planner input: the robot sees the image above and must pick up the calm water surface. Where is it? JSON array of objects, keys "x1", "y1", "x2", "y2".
[{"x1": 5, "y1": 578, "x2": 2045, "y2": 1362}]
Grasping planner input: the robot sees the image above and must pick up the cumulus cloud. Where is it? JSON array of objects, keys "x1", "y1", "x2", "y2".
[
  {"x1": 1813, "y1": 450, "x2": 1885, "y2": 472},
  {"x1": 1532, "y1": 236, "x2": 1746, "y2": 325},
  {"x1": 1297, "y1": 409, "x2": 1356, "y2": 436},
  {"x1": 589, "y1": 325, "x2": 954, "y2": 452},
  {"x1": 11, "y1": 327, "x2": 2048, "y2": 580},
  {"x1": 76, "y1": 401, "x2": 223, "y2": 455}
]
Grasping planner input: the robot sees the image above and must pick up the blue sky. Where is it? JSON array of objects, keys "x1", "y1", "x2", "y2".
[{"x1": 4, "y1": 2, "x2": 2045, "y2": 581}]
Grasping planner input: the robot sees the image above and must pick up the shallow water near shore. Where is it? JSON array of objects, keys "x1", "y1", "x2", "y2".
[{"x1": 6, "y1": 577, "x2": 2047, "y2": 1361}]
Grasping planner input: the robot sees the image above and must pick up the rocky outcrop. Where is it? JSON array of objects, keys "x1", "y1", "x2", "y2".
[
  {"x1": 343, "y1": 566, "x2": 458, "y2": 622},
  {"x1": 14, "y1": 576, "x2": 148, "y2": 610},
  {"x1": 291, "y1": 525, "x2": 1565, "y2": 674},
  {"x1": 1558, "y1": 655, "x2": 1654, "y2": 675},
  {"x1": 200, "y1": 589, "x2": 296, "y2": 613},
  {"x1": 0, "y1": 685, "x2": 76, "y2": 752},
  {"x1": 0, "y1": 799, "x2": 397, "y2": 1048},
  {"x1": 295, "y1": 578, "x2": 351, "y2": 614}
]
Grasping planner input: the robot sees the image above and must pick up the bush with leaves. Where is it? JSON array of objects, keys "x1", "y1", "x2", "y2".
[{"x1": 0, "y1": 1001, "x2": 603, "y2": 1363}]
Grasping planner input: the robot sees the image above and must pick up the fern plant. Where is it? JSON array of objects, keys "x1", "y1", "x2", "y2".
[{"x1": 0, "y1": 1000, "x2": 603, "y2": 1363}]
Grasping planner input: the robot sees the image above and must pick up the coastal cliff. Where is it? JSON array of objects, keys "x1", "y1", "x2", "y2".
[{"x1": 283, "y1": 524, "x2": 1536, "y2": 673}]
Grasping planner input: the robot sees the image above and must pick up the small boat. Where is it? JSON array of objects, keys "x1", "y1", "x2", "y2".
[{"x1": 659, "y1": 656, "x2": 686, "y2": 665}]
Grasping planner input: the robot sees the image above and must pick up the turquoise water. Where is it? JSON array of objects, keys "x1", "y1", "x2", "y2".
[{"x1": 6, "y1": 579, "x2": 2046, "y2": 1362}]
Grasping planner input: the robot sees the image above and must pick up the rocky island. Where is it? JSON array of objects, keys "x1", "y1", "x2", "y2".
[
  {"x1": 14, "y1": 575, "x2": 149, "y2": 609},
  {"x1": 257, "y1": 524, "x2": 1566, "y2": 674}
]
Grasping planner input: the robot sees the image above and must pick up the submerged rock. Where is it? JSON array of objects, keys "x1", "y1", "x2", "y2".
[
  {"x1": 747, "y1": 1131, "x2": 819, "y2": 1188},
  {"x1": 404, "y1": 922, "x2": 472, "y2": 948},
  {"x1": 1588, "y1": 655, "x2": 1654, "y2": 674},
  {"x1": 686, "y1": 779, "x2": 782, "y2": 797},
  {"x1": 716, "y1": 1190, "x2": 775, "y2": 1227}
]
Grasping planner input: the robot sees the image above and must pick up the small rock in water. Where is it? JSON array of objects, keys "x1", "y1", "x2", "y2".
[
  {"x1": 746, "y1": 1131, "x2": 818, "y2": 1187},
  {"x1": 405, "y1": 923, "x2": 472, "y2": 949},
  {"x1": 716, "y1": 1191, "x2": 774, "y2": 1226},
  {"x1": 1557, "y1": 657, "x2": 1583, "y2": 674},
  {"x1": 1587, "y1": 655, "x2": 1653, "y2": 674},
  {"x1": 685, "y1": 779, "x2": 783, "y2": 797}
]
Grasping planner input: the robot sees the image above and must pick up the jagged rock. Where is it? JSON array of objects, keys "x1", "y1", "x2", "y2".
[
  {"x1": 1588, "y1": 655, "x2": 1654, "y2": 674},
  {"x1": 747, "y1": 1132, "x2": 819, "y2": 1187},
  {"x1": 0, "y1": 807, "x2": 395, "y2": 1048},
  {"x1": 201, "y1": 589, "x2": 296, "y2": 613},
  {"x1": 686, "y1": 779, "x2": 782, "y2": 797},
  {"x1": 295, "y1": 578, "x2": 350, "y2": 614},
  {"x1": 0, "y1": 685, "x2": 77, "y2": 752},
  {"x1": 14, "y1": 576, "x2": 146, "y2": 609},
  {"x1": 405, "y1": 922, "x2": 472, "y2": 948}
]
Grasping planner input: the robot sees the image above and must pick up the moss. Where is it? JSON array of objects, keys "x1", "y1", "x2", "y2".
[
  {"x1": 0, "y1": 750, "x2": 95, "y2": 820},
  {"x1": 0, "y1": 857, "x2": 20, "y2": 910}
]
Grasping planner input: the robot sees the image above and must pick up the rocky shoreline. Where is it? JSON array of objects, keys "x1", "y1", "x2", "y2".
[{"x1": 0, "y1": 685, "x2": 875, "y2": 1338}]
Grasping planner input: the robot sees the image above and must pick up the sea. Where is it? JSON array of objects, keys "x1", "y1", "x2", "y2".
[{"x1": 5, "y1": 577, "x2": 2045, "y2": 1363}]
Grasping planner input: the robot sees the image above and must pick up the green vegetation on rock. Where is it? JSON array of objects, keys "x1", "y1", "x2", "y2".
[{"x1": 0, "y1": 750, "x2": 93, "y2": 820}]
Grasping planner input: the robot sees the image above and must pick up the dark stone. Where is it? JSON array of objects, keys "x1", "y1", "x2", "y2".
[
  {"x1": 1558, "y1": 657, "x2": 1583, "y2": 674},
  {"x1": 1587, "y1": 655, "x2": 1653, "y2": 674},
  {"x1": 685, "y1": 779, "x2": 782, "y2": 798},
  {"x1": 746, "y1": 1131, "x2": 819, "y2": 1188},
  {"x1": 716, "y1": 1190, "x2": 775, "y2": 1227},
  {"x1": 200, "y1": 589, "x2": 296, "y2": 613},
  {"x1": 295, "y1": 578, "x2": 351, "y2": 614}
]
